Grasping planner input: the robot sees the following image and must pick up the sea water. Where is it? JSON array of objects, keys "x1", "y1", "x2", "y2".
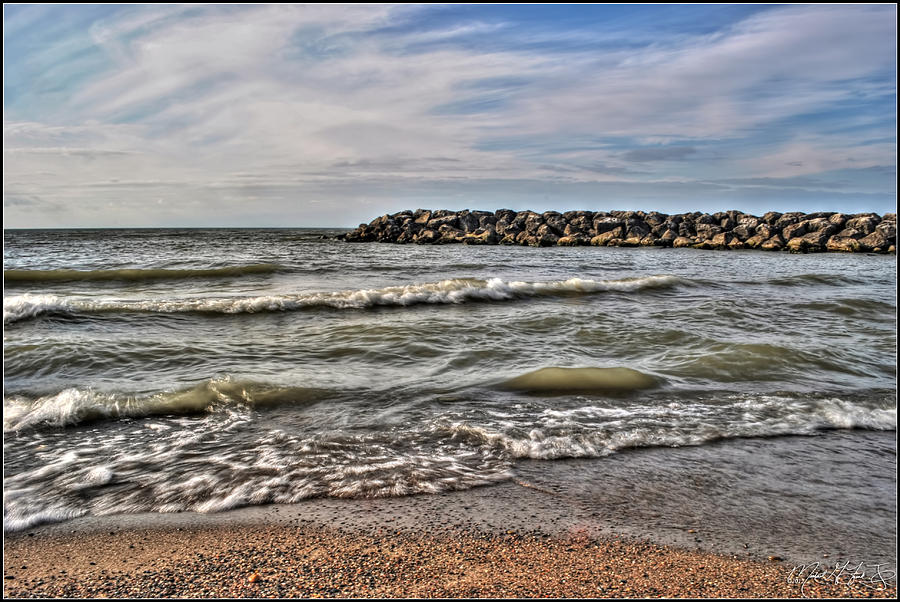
[{"x1": 3, "y1": 228, "x2": 895, "y2": 565}]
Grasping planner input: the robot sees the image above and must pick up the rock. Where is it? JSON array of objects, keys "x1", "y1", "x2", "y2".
[
  {"x1": 835, "y1": 228, "x2": 864, "y2": 240},
  {"x1": 654, "y1": 230, "x2": 676, "y2": 247},
  {"x1": 458, "y1": 211, "x2": 481, "y2": 233},
  {"x1": 710, "y1": 232, "x2": 733, "y2": 249},
  {"x1": 875, "y1": 219, "x2": 896, "y2": 245},
  {"x1": 478, "y1": 214, "x2": 498, "y2": 229},
  {"x1": 826, "y1": 236, "x2": 862, "y2": 252},
  {"x1": 557, "y1": 234, "x2": 589, "y2": 246},
  {"x1": 760, "y1": 235, "x2": 785, "y2": 251},
  {"x1": 339, "y1": 209, "x2": 892, "y2": 252},
  {"x1": 542, "y1": 212, "x2": 567, "y2": 236},
  {"x1": 427, "y1": 215, "x2": 459, "y2": 230},
  {"x1": 415, "y1": 229, "x2": 439, "y2": 244},
  {"x1": 761, "y1": 211, "x2": 783, "y2": 225},
  {"x1": 796, "y1": 230, "x2": 831, "y2": 252},
  {"x1": 743, "y1": 234, "x2": 767, "y2": 249},
  {"x1": 858, "y1": 230, "x2": 891, "y2": 253},
  {"x1": 462, "y1": 228, "x2": 499, "y2": 245},
  {"x1": 731, "y1": 225, "x2": 754, "y2": 241},
  {"x1": 754, "y1": 223, "x2": 776, "y2": 239},
  {"x1": 625, "y1": 221, "x2": 650, "y2": 240},
  {"x1": 828, "y1": 213, "x2": 848, "y2": 228},
  {"x1": 844, "y1": 215, "x2": 880, "y2": 235},
  {"x1": 774, "y1": 212, "x2": 805, "y2": 230},
  {"x1": 782, "y1": 222, "x2": 807, "y2": 240},
  {"x1": 590, "y1": 227, "x2": 624, "y2": 246},
  {"x1": 593, "y1": 216, "x2": 624, "y2": 234},
  {"x1": 694, "y1": 223, "x2": 723, "y2": 241},
  {"x1": 534, "y1": 224, "x2": 559, "y2": 246}
]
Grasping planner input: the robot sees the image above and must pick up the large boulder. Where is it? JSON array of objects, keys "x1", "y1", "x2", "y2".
[
  {"x1": 593, "y1": 216, "x2": 624, "y2": 234},
  {"x1": 826, "y1": 236, "x2": 862, "y2": 253},
  {"x1": 858, "y1": 230, "x2": 891, "y2": 252},
  {"x1": 844, "y1": 214, "x2": 880, "y2": 235},
  {"x1": 557, "y1": 234, "x2": 590, "y2": 246},
  {"x1": 542, "y1": 212, "x2": 568, "y2": 236},
  {"x1": 590, "y1": 227, "x2": 624, "y2": 246},
  {"x1": 760, "y1": 235, "x2": 785, "y2": 251},
  {"x1": 782, "y1": 221, "x2": 807, "y2": 240}
]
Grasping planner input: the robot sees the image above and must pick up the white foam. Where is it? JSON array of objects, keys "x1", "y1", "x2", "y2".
[
  {"x1": 2, "y1": 275, "x2": 683, "y2": 324},
  {"x1": 3, "y1": 293, "x2": 73, "y2": 324}
]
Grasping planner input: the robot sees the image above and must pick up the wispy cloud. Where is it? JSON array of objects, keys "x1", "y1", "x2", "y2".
[{"x1": 3, "y1": 4, "x2": 895, "y2": 226}]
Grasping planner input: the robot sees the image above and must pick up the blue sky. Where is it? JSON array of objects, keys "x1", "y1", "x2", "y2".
[{"x1": 3, "y1": 3, "x2": 896, "y2": 227}]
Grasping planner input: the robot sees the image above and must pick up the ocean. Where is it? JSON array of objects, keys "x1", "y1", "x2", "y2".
[{"x1": 3, "y1": 228, "x2": 896, "y2": 565}]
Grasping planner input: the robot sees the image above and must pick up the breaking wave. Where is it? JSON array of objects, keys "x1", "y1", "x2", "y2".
[
  {"x1": 3, "y1": 379, "x2": 330, "y2": 432},
  {"x1": 3, "y1": 275, "x2": 682, "y2": 324}
]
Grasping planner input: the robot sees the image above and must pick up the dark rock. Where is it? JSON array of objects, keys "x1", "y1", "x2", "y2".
[
  {"x1": 845, "y1": 214, "x2": 880, "y2": 235},
  {"x1": 710, "y1": 232, "x2": 734, "y2": 249},
  {"x1": 457, "y1": 211, "x2": 481, "y2": 233},
  {"x1": 593, "y1": 216, "x2": 624, "y2": 234},
  {"x1": 339, "y1": 209, "x2": 893, "y2": 253},
  {"x1": 731, "y1": 225, "x2": 754, "y2": 241},
  {"x1": 835, "y1": 228, "x2": 864, "y2": 240},
  {"x1": 774, "y1": 212, "x2": 804, "y2": 230},
  {"x1": 428, "y1": 215, "x2": 459, "y2": 230},
  {"x1": 658, "y1": 230, "x2": 677, "y2": 247},
  {"x1": 557, "y1": 234, "x2": 589, "y2": 246},
  {"x1": 542, "y1": 212, "x2": 567, "y2": 236},
  {"x1": 694, "y1": 223, "x2": 722, "y2": 241},
  {"x1": 414, "y1": 229, "x2": 439, "y2": 245},
  {"x1": 590, "y1": 227, "x2": 623, "y2": 246},
  {"x1": 760, "y1": 235, "x2": 785, "y2": 251},
  {"x1": 743, "y1": 233, "x2": 767, "y2": 249},
  {"x1": 762, "y1": 211, "x2": 783, "y2": 225},
  {"x1": 826, "y1": 236, "x2": 862, "y2": 253},
  {"x1": 782, "y1": 222, "x2": 807, "y2": 240},
  {"x1": 858, "y1": 230, "x2": 891, "y2": 252}
]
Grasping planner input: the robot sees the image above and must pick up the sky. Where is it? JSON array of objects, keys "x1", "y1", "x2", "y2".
[{"x1": 3, "y1": 3, "x2": 897, "y2": 228}]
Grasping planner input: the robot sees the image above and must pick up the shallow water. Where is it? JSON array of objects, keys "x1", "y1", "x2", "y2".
[{"x1": 3, "y1": 228, "x2": 896, "y2": 553}]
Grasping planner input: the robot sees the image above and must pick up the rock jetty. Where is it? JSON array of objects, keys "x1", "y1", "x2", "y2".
[{"x1": 339, "y1": 209, "x2": 896, "y2": 253}]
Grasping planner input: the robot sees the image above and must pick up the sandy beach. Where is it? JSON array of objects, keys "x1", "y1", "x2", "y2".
[
  {"x1": 4, "y1": 521, "x2": 896, "y2": 598},
  {"x1": 4, "y1": 473, "x2": 897, "y2": 599}
]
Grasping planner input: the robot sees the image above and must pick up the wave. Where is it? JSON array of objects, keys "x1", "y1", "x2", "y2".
[
  {"x1": 4, "y1": 264, "x2": 281, "y2": 283},
  {"x1": 499, "y1": 367, "x2": 661, "y2": 394},
  {"x1": 3, "y1": 388, "x2": 894, "y2": 531},
  {"x1": 440, "y1": 395, "x2": 897, "y2": 460},
  {"x1": 766, "y1": 273, "x2": 868, "y2": 287},
  {"x1": 3, "y1": 275, "x2": 682, "y2": 324},
  {"x1": 3, "y1": 379, "x2": 330, "y2": 432}
]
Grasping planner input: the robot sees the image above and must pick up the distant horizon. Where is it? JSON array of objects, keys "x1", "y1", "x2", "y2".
[
  {"x1": 4, "y1": 205, "x2": 896, "y2": 232},
  {"x1": 4, "y1": 4, "x2": 896, "y2": 228}
]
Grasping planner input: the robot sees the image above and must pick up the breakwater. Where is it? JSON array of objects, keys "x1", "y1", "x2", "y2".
[{"x1": 339, "y1": 209, "x2": 896, "y2": 253}]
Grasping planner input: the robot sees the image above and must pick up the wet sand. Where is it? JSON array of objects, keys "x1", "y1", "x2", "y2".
[{"x1": 5, "y1": 432, "x2": 895, "y2": 598}]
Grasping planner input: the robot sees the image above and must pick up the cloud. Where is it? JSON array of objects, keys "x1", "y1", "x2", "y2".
[
  {"x1": 623, "y1": 147, "x2": 697, "y2": 162},
  {"x1": 2, "y1": 4, "x2": 896, "y2": 226}
]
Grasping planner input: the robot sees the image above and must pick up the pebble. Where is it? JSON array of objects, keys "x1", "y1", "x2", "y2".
[{"x1": 3, "y1": 523, "x2": 896, "y2": 599}]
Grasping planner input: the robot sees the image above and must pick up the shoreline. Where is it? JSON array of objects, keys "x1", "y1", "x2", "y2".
[
  {"x1": 5, "y1": 431, "x2": 896, "y2": 598},
  {"x1": 4, "y1": 508, "x2": 895, "y2": 598}
]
